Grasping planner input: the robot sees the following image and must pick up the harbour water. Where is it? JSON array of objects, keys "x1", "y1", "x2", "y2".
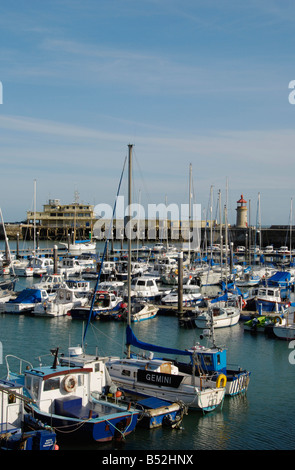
[{"x1": 0, "y1": 241, "x2": 294, "y2": 451}]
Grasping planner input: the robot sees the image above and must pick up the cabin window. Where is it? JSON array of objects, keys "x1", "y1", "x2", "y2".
[
  {"x1": 77, "y1": 375, "x2": 84, "y2": 387},
  {"x1": 94, "y1": 363, "x2": 100, "y2": 373},
  {"x1": 8, "y1": 393, "x2": 16, "y2": 404},
  {"x1": 26, "y1": 376, "x2": 40, "y2": 401},
  {"x1": 217, "y1": 354, "x2": 221, "y2": 366},
  {"x1": 202, "y1": 354, "x2": 213, "y2": 367},
  {"x1": 44, "y1": 377, "x2": 60, "y2": 391},
  {"x1": 121, "y1": 369, "x2": 131, "y2": 377}
]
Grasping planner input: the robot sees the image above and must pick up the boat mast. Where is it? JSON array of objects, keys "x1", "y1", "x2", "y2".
[{"x1": 127, "y1": 144, "x2": 133, "y2": 359}]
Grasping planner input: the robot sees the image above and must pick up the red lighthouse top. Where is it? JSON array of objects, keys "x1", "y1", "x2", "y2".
[{"x1": 237, "y1": 194, "x2": 247, "y2": 204}]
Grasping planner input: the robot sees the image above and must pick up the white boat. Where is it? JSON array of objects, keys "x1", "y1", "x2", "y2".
[
  {"x1": 60, "y1": 240, "x2": 96, "y2": 254},
  {"x1": 195, "y1": 304, "x2": 240, "y2": 329},
  {"x1": 57, "y1": 257, "x2": 84, "y2": 277},
  {"x1": 161, "y1": 284, "x2": 203, "y2": 306},
  {"x1": 33, "y1": 274, "x2": 65, "y2": 293},
  {"x1": 106, "y1": 351, "x2": 225, "y2": 411},
  {"x1": 64, "y1": 279, "x2": 91, "y2": 296},
  {"x1": 129, "y1": 276, "x2": 170, "y2": 301},
  {"x1": 12, "y1": 260, "x2": 34, "y2": 277},
  {"x1": 5, "y1": 288, "x2": 52, "y2": 314},
  {"x1": 28, "y1": 256, "x2": 54, "y2": 277},
  {"x1": 273, "y1": 309, "x2": 295, "y2": 340},
  {"x1": 33, "y1": 286, "x2": 90, "y2": 317},
  {"x1": 120, "y1": 301, "x2": 158, "y2": 322}
]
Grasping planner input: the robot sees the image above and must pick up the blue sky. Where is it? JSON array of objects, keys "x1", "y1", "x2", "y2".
[{"x1": 1, "y1": 0, "x2": 295, "y2": 226}]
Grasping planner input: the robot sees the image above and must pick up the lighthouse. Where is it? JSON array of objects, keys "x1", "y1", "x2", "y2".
[{"x1": 236, "y1": 195, "x2": 247, "y2": 228}]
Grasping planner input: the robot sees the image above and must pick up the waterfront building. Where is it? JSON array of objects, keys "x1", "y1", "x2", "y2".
[{"x1": 26, "y1": 199, "x2": 96, "y2": 240}]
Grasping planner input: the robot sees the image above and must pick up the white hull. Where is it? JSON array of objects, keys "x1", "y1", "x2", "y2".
[
  {"x1": 131, "y1": 304, "x2": 158, "y2": 322},
  {"x1": 106, "y1": 358, "x2": 225, "y2": 411},
  {"x1": 195, "y1": 308, "x2": 240, "y2": 329},
  {"x1": 273, "y1": 325, "x2": 295, "y2": 340}
]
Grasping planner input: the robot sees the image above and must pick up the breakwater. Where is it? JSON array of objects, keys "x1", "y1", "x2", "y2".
[{"x1": 0, "y1": 223, "x2": 293, "y2": 249}]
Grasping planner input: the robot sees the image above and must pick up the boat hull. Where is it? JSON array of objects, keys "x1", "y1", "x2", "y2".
[{"x1": 27, "y1": 404, "x2": 138, "y2": 443}]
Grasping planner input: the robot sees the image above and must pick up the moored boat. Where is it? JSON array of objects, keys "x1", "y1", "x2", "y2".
[
  {"x1": 6, "y1": 348, "x2": 139, "y2": 443},
  {"x1": 0, "y1": 378, "x2": 57, "y2": 450}
]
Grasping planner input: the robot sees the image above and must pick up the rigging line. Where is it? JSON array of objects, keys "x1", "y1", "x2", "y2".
[
  {"x1": 82, "y1": 156, "x2": 127, "y2": 348},
  {"x1": 87, "y1": 321, "x2": 125, "y2": 351}
]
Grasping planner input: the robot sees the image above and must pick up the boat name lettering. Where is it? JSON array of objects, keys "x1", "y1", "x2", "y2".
[{"x1": 137, "y1": 369, "x2": 183, "y2": 388}]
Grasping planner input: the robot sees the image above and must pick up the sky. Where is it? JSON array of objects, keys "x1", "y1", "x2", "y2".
[{"x1": 1, "y1": 0, "x2": 295, "y2": 226}]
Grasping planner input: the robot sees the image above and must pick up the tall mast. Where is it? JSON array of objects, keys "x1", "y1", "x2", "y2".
[{"x1": 127, "y1": 144, "x2": 133, "y2": 359}]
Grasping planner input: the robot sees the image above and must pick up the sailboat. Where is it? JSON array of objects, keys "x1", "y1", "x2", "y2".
[{"x1": 105, "y1": 145, "x2": 225, "y2": 412}]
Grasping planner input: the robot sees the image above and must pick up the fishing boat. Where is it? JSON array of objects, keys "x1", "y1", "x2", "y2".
[
  {"x1": 70, "y1": 290, "x2": 124, "y2": 320},
  {"x1": 33, "y1": 274, "x2": 65, "y2": 293},
  {"x1": 33, "y1": 286, "x2": 90, "y2": 317},
  {"x1": 0, "y1": 378, "x2": 57, "y2": 450},
  {"x1": 246, "y1": 286, "x2": 290, "y2": 313},
  {"x1": 106, "y1": 327, "x2": 225, "y2": 411},
  {"x1": 12, "y1": 260, "x2": 34, "y2": 277},
  {"x1": 57, "y1": 257, "x2": 84, "y2": 277},
  {"x1": 6, "y1": 348, "x2": 139, "y2": 443}
]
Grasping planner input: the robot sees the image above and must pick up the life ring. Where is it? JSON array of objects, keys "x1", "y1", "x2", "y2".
[
  {"x1": 274, "y1": 316, "x2": 283, "y2": 325},
  {"x1": 63, "y1": 374, "x2": 78, "y2": 392},
  {"x1": 242, "y1": 299, "x2": 247, "y2": 309},
  {"x1": 216, "y1": 374, "x2": 227, "y2": 388}
]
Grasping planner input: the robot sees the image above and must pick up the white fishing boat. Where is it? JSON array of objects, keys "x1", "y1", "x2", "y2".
[
  {"x1": 33, "y1": 274, "x2": 65, "y2": 293},
  {"x1": 33, "y1": 286, "x2": 90, "y2": 317},
  {"x1": 195, "y1": 304, "x2": 240, "y2": 329}
]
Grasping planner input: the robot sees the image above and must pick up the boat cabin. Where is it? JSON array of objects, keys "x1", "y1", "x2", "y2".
[
  {"x1": 23, "y1": 350, "x2": 107, "y2": 415},
  {"x1": 0, "y1": 379, "x2": 25, "y2": 432},
  {"x1": 188, "y1": 344, "x2": 227, "y2": 374}
]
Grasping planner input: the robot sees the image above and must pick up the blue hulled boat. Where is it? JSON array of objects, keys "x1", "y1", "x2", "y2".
[
  {"x1": 0, "y1": 378, "x2": 57, "y2": 450},
  {"x1": 6, "y1": 348, "x2": 139, "y2": 443}
]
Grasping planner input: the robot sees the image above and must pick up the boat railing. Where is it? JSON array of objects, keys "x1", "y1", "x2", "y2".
[{"x1": 5, "y1": 354, "x2": 34, "y2": 376}]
